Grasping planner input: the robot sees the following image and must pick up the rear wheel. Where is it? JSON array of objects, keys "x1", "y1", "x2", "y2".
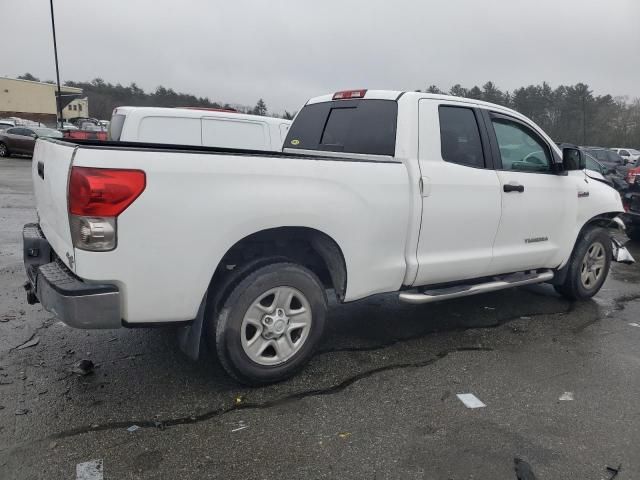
[
  {"x1": 554, "y1": 227, "x2": 611, "y2": 300},
  {"x1": 0, "y1": 143, "x2": 9, "y2": 157},
  {"x1": 209, "y1": 262, "x2": 327, "y2": 385}
]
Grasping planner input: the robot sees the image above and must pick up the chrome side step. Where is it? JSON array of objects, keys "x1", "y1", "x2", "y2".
[{"x1": 398, "y1": 270, "x2": 554, "y2": 305}]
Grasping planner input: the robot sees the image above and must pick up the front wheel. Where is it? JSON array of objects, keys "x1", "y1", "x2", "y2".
[
  {"x1": 0, "y1": 143, "x2": 9, "y2": 157},
  {"x1": 210, "y1": 262, "x2": 327, "y2": 385},
  {"x1": 554, "y1": 227, "x2": 612, "y2": 300}
]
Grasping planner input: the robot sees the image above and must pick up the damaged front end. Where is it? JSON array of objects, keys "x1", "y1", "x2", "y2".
[
  {"x1": 612, "y1": 237, "x2": 635, "y2": 265},
  {"x1": 610, "y1": 217, "x2": 635, "y2": 265}
]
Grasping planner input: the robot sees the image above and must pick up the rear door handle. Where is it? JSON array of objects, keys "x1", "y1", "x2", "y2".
[
  {"x1": 37, "y1": 161, "x2": 44, "y2": 180},
  {"x1": 503, "y1": 183, "x2": 524, "y2": 193}
]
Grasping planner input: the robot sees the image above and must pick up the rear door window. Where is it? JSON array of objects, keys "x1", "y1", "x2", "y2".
[
  {"x1": 284, "y1": 99, "x2": 397, "y2": 156},
  {"x1": 438, "y1": 106, "x2": 486, "y2": 168}
]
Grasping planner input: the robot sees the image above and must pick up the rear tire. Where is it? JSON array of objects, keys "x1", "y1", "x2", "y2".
[
  {"x1": 0, "y1": 142, "x2": 9, "y2": 157},
  {"x1": 554, "y1": 227, "x2": 611, "y2": 300},
  {"x1": 209, "y1": 262, "x2": 327, "y2": 385}
]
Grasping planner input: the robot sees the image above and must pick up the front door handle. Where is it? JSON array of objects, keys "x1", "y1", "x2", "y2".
[{"x1": 503, "y1": 183, "x2": 524, "y2": 193}]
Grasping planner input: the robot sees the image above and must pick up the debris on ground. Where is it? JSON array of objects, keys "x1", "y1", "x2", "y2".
[
  {"x1": 628, "y1": 322, "x2": 640, "y2": 328},
  {"x1": 127, "y1": 425, "x2": 140, "y2": 433},
  {"x1": 558, "y1": 392, "x2": 574, "y2": 401},
  {"x1": 15, "y1": 408, "x2": 29, "y2": 415},
  {"x1": 76, "y1": 459, "x2": 103, "y2": 480},
  {"x1": 484, "y1": 306, "x2": 496, "y2": 310},
  {"x1": 153, "y1": 421, "x2": 165, "y2": 430},
  {"x1": 71, "y1": 360, "x2": 95, "y2": 376},
  {"x1": 231, "y1": 424, "x2": 249, "y2": 433},
  {"x1": 16, "y1": 336, "x2": 40, "y2": 350},
  {"x1": 606, "y1": 464, "x2": 622, "y2": 479},
  {"x1": 235, "y1": 395, "x2": 243, "y2": 405},
  {"x1": 338, "y1": 432, "x2": 352, "y2": 439},
  {"x1": 456, "y1": 393, "x2": 486, "y2": 408},
  {"x1": 514, "y1": 457, "x2": 536, "y2": 480}
]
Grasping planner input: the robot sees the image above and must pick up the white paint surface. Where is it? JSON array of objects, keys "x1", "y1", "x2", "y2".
[
  {"x1": 456, "y1": 393, "x2": 486, "y2": 409},
  {"x1": 76, "y1": 459, "x2": 103, "y2": 480}
]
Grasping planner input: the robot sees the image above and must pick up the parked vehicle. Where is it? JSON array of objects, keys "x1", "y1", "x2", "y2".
[
  {"x1": 581, "y1": 147, "x2": 627, "y2": 173},
  {"x1": 62, "y1": 117, "x2": 108, "y2": 141},
  {"x1": 23, "y1": 90, "x2": 634, "y2": 384},
  {"x1": 620, "y1": 160, "x2": 640, "y2": 241},
  {"x1": 0, "y1": 120, "x2": 15, "y2": 131},
  {"x1": 611, "y1": 148, "x2": 640, "y2": 165},
  {"x1": 109, "y1": 107, "x2": 292, "y2": 151},
  {"x1": 0, "y1": 126, "x2": 62, "y2": 157}
]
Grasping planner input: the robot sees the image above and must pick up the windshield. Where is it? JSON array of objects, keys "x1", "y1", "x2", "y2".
[
  {"x1": 33, "y1": 127, "x2": 63, "y2": 138},
  {"x1": 585, "y1": 149, "x2": 609, "y2": 162}
]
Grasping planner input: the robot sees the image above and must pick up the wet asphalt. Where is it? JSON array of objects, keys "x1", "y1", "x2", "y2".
[{"x1": 1, "y1": 155, "x2": 640, "y2": 479}]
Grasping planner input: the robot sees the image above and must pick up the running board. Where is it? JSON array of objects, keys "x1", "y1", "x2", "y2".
[{"x1": 398, "y1": 270, "x2": 554, "y2": 305}]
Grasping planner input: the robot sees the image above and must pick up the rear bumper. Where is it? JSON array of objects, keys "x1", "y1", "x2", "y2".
[{"x1": 23, "y1": 223, "x2": 121, "y2": 329}]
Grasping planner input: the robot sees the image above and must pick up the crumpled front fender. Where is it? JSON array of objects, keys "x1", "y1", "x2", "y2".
[{"x1": 612, "y1": 237, "x2": 635, "y2": 265}]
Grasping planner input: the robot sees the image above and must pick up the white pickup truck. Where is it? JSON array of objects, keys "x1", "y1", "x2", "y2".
[{"x1": 23, "y1": 89, "x2": 634, "y2": 385}]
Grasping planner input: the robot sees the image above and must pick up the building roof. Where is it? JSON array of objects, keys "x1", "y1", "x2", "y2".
[{"x1": 0, "y1": 76, "x2": 82, "y2": 93}]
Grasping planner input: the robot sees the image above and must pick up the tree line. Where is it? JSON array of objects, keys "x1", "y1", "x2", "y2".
[
  {"x1": 421, "y1": 82, "x2": 640, "y2": 147},
  {"x1": 16, "y1": 74, "x2": 640, "y2": 146},
  {"x1": 17, "y1": 73, "x2": 287, "y2": 121}
]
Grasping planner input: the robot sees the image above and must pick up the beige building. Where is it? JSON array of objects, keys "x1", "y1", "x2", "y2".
[
  {"x1": 63, "y1": 97, "x2": 89, "y2": 120},
  {"x1": 0, "y1": 76, "x2": 87, "y2": 126}
]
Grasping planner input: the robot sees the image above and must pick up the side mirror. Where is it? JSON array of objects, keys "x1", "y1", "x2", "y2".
[{"x1": 562, "y1": 147, "x2": 585, "y2": 171}]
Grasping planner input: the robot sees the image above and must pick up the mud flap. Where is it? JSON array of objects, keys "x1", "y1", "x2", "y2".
[{"x1": 177, "y1": 293, "x2": 207, "y2": 361}]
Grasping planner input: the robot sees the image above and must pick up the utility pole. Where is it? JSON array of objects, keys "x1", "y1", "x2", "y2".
[
  {"x1": 582, "y1": 94, "x2": 587, "y2": 145},
  {"x1": 49, "y1": 0, "x2": 63, "y2": 128}
]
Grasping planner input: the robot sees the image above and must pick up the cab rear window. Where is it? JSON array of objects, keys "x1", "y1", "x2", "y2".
[{"x1": 284, "y1": 99, "x2": 397, "y2": 156}]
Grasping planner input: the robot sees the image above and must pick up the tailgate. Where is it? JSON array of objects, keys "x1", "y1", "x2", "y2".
[{"x1": 32, "y1": 139, "x2": 76, "y2": 269}]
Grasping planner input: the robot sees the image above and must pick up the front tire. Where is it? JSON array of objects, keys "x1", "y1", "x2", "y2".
[
  {"x1": 210, "y1": 262, "x2": 327, "y2": 385},
  {"x1": 0, "y1": 142, "x2": 9, "y2": 157},
  {"x1": 554, "y1": 227, "x2": 612, "y2": 300}
]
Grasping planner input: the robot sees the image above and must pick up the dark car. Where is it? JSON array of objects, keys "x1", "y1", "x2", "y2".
[
  {"x1": 0, "y1": 126, "x2": 63, "y2": 157},
  {"x1": 581, "y1": 147, "x2": 627, "y2": 174}
]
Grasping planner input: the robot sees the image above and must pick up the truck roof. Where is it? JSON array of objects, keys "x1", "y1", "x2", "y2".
[
  {"x1": 306, "y1": 90, "x2": 532, "y2": 124},
  {"x1": 112, "y1": 106, "x2": 291, "y2": 125}
]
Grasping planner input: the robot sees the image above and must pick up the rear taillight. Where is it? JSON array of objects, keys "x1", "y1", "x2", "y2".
[
  {"x1": 69, "y1": 167, "x2": 145, "y2": 251},
  {"x1": 333, "y1": 89, "x2": 367, "y2": 100}
]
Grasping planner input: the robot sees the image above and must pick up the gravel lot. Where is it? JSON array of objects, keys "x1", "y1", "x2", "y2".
[{"x1": 1, "y1": 155, "x2": 639, "y2": 479}]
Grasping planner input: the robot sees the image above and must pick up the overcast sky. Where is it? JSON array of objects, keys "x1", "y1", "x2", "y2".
[{"x1": 2, "y1": 0, "x2": 639, "y2": 114}]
